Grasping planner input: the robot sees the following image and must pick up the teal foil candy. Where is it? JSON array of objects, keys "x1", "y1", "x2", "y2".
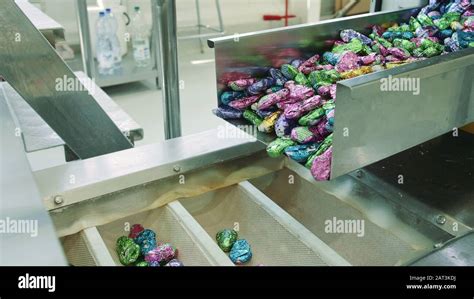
[
  {"x1": 280, "y1": 64, "x2": 299, "y2": 79},
  {"x1": 229, "y1": 239, "x2": 252, "y2": 265},
  {"x1": 216, "y1": 229, "x2": 238, "y2": 252},
  {"x1": 284, "y1": 143, "x2": 319, "y2": 163},
  {"x1": 220, "y1": 91, "x2": 246, "y2": 105},
  {"x1": 267, "y1": 138, "x2": 296, "y2": 158}
]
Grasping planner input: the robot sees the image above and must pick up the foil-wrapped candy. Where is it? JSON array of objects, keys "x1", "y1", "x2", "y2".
[
  {"x1": 258, "y1": 111, "x2": 282, "y2": 133},
  {"x1": 393, "y1": 38, "x2": 416, "y2": 53},
  {"x1": 280, "y1": 64, "x2": 299, "y2": 79},
  {"x1": 266, "y1": 137, "x2": 296, "y2": 157},
  {"x1": 283, "y1": 95, "x2": 322, "y2": 120},
  {"x1": 216, "y1": 229, "x2": 238, "y2": 252},
  {"x1": 340, "y1": 66, "x2": 373, "y2": 80},
  {"x1": 305, "y1": 134, "x2": 333, "y2": 168},
  {"x1": 144, "y1": 243, "x2": 177, "y2": 266},
  {"x1": 317, "y1": 84, "x2": 337, "y2": 99},
  {"x1": 269, "y1": 68, "x2": 288, "y2": 86},
  {"x1": 220, "y1": 91, "x2": 246, "y2": 105},
  {"x1": 213, "y1": 106, "x2": 243, "y2": 119},
  {"x1": 290, "y1": 126, "x2": 318, "y2": 144},
  {"x1": 228, "y1": 78, "x2": 257, "y2": 91},
  {"x1": 228, "y1": 95, "x2": 260, "y2": 110},
  {"x1": 298, "y1": 54, "x2": 320, "y2": 74},
  {"x1": 335, "y1": 51, "x2": 361, "y2": 73},
  {"x1": 134, "y1": 229, "x2": 157, "y2": 255},
  {"x1": 247, "y1": 77, "x2": 277, "y2": 95},
  {"x1": 332, "y1": 38, "x2": 364, "y2": 54},
  {"x1": 284, "y1": 143, "x2": 319, "y2": 163},
  {"x1": 116, "y1": 236, "x2": 140, "y2": 266},
  {"x1": 308, "y1": 69, "x2": 340, "y2": 89},
  {"x1": 388, "y1": 47, "x2": 411, "y2": 60},
  {"x1": 323, "y1": 52, "x2": 339, "y2": 65},
  {"x1": 285, "y1": 81, "x2": 315, "y2": 101},
  {"x1": 294, "y1": 72, "x2": 310, "y2": 86},
  {"x1": 298, "y1": 107, "x2": 325, "y2": 126},
  {"x1": 257, "y1": 88, "x2": 289, "y2": 110},
  {"x1": 128, "y1": 224, "x2": 144, "y2": 239},
  {"x1": 229, "y1": 239, "x2": 252, "y2": 265},
  {"x1": 275, "y1": 115, "x2": 298, "y2": 138},
  {"x1": 310, "y1": 146, "x2": 333, "y2": 181},
  {"x1": 340, "y1": 29, "x2": 373, "y2": 45},
  {"x1": 243, "y1": 109, "x2": 264, "y2": 126}
]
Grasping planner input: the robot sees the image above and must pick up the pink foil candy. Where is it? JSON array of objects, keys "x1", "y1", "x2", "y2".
[
  {"x1": 317, "y1": 84, "x2": 337, "y2": 100},
  {"x1": 257, "y1": 88, "x2": 289, "y2": 110},
  {"x1": 310, "y1": 146, "x2": 333, "y2": 181},
  {"x1": 284, "y1": 95, "x2": 323, "y2": 119},
  {"x1": 298, "y1": 54, "x2": 320, "y2": 74},
  {"x1": 388, "y1": 47, "x2": 411, "y2": 60},
  {"x1": 335, "y1": 51, "x2": 360, "y2": 73},
  {"x1": 228, "y1": 95, "x2": 260, "y2": 110},
  {"x1": 359, "y1": 53, "x2": 377, "y2": 65},
  {"x1": 285, "y1": 81, "x2": 314, "y2": 101}
]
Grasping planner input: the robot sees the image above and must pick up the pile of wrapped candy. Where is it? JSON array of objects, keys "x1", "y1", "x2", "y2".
[
  {"x1": 213, "y1": 0, "x2": 473, "y2": 181},
  {"x1": 216, "y1": 229, "x2": 253, "y2": 265},
  {"x1": 116, "y1": 224, "x2": 183, "y2": 267}
]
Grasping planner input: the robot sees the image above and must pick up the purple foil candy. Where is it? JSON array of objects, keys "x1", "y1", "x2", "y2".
[
  {"x1": 247, "y1": 77, "x2": 276, "y2": 95},
  {"x1": 257, "y1": 88, "x2": 289, "y2": 110},
  {"x1": 228, "y1": 95, "x2": 260, "y2": 110},
  {"x1": 315, "y1": 64, "x2": 335, "y2": 71},
  {"x1": 335, "y1": 51, "x2": 360, "y2": 72},
  {"x1": 310, "y1": 146, "x2": 333, "y2": 181},
  {"x1": 275, "y1": 115, "x2": 297, "y2": 138},
  {"x1": 228, "y1": 78, "x2": 257, "y2": 91},
  {"x1": 284, "y1": 94, "x2": 323, "y2": 120},
  {"x1": 340, "y1": 29, "x2": 373, "y2": 45},
  {"x1": 212, "y1": 106, "x2": 243, "y2": 119}
]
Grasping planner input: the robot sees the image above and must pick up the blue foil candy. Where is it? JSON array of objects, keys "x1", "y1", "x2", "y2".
[
  {"x1": 284, "y1": 143, "x2": 319, "y2": 163},
  {"x1": 134, "y1": 229, "x2": 157, "y2": 255},
  {"x1": 323, "y1": 52, "x2": 339, "y2": 65},
  {"x1": 247, "y1": 78, "x2": 276, "y2": 95},
  {"x1": 269, "y1": 68, "x2": 288, "y2": 86},
  {"x1": 212, "y1": 106, "x2": 243, "y2": 119},
  {"x1": 229, "y1": 239, "x2": 252, "y2": 265}
]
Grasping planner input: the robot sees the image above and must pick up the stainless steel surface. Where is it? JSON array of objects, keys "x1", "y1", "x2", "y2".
[
  {"x1": 333, "y1": 48, "x2": 474, "y2": 178},
  {"x1": 16, "y1": 0, "x2": 65, "y2": 45},
  {"x1": 75, "y1": 0, "x2": 94, "y2": 79},
  {"x1": 34, "y1": 129, "x2": 280, "y2": 211},
  {"x1": 209, "y1": 8, "x2": 474, "y2": 179},
  {"x1": 158, "y1": 0, "x2": 182, "y2": 139},
  {"x1": 358, "y1": 131, "x2": 474, "y2": 231},
  {"x1": 409, "y1": 232, "x2": 474, "y2": 266},
  {"x1": 0, "y1": 0, "x2": 133, "y2": 159},
  {"x1": 0, "y1": 95, "x2": 66, "y2": 266},
  {"x1": 0, "y1": 72, "x2": 143, "y2": 153}
]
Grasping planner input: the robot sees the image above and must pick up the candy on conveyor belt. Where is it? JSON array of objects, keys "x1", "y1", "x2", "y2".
[
  {"x1": 229, "y1": 239, "x2": 253, "y2": 265},
  {"x1": 213, "y1": 0, "x2": 473, "y2": 181},
  {"x1": 216, "y1": 229, "x2": 238, "y2": 252},
  {"x1": 114, "y1": 224, "x2": 182, "y2": 267}
]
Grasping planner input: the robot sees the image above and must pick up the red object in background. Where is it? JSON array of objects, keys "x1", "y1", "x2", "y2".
[{"x1": 263, "y1": 0, "x2": 295, "y2": 27}]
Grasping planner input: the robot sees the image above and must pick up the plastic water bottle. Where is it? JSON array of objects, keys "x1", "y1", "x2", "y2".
[
  {"x1": 105, "y1": 8, "x2": 122, "y2": 72},
  {"x1": 131, "y1": 6, "x2": 151, "y2": 67},
  {"x1": 96, "y1": 11, "x2": 114, "y2": 75}
]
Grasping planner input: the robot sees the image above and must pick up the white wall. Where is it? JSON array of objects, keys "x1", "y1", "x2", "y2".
[{"x1": 32, "y1": 0, "x2": 336, "y2": 46}]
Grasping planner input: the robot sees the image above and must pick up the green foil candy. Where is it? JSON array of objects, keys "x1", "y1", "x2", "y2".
[
  {"x1": 116, "y1": 236, "x2": 140, "y2": 266},
  {"x1": 267, "y1": 138, "x2": 296, "y2": 158},
  {"x1": 393, "y1": 39, "x2": 416, "y2": 53},
  {"x1": 294, "y1": 72, "x2": 310, "y2": 86},
  {"x1": 280, "y1": 64, "x2": 299, "y2": 79},
  {"x1": 135, "y1": 261, "x2": 149, "y2": 267},
  {"x1": 243, "y1": 109, "x2": 263, "y2": 126},
  {"x1": 216, "y1": 229, "x2": 238, "y2": 252},
  {"x1": 308, "y1": 69, "x2": 340, "y2": 88},
  {"x1": 332, "y1": 38, "x2": 363, "y2": 54},
  {"x1": 322, "y1": 100, "x2": 335, "y2": 111},
  {"x1": 299, "y1": 108, "x2": 325, "y2": 126}
]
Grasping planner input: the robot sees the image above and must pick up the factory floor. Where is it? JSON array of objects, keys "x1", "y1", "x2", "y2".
[{"x1": 102, "y1": 38, "x2": 226, "y2": 146}]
